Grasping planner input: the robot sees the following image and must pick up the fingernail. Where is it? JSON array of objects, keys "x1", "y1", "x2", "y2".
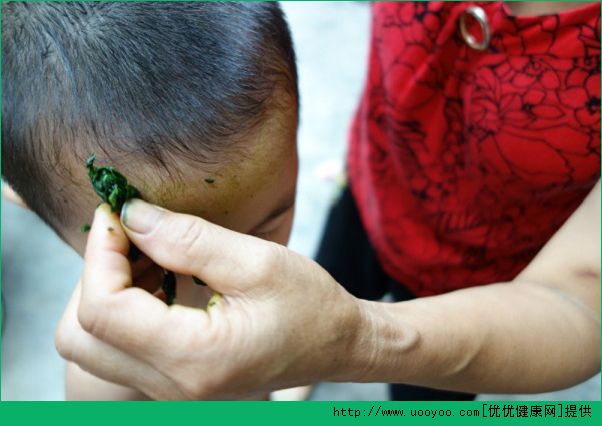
[
  {"x1": 121, "y1": 199, "x2": 163, "y2": 234},
  {"x1": 94, "y1": 203, "x2": 114, "y2": 225}
]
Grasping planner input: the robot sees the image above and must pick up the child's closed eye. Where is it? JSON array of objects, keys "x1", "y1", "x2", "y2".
[{"x1": 253, "y1": 228, "x2": 279, "y2": 240}]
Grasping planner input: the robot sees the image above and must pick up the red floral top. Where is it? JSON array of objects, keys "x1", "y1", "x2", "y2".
[{"x1": 348, "y1": 2, "x2": 600, "y2": 296}]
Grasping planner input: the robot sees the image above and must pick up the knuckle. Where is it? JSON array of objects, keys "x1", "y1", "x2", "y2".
[
  {"x1": 173, "y1": 218, "x2": 208, "y2": 266},
  {"x1": 182, "y1": 379, "x2": 211, "y2": 400},
  {"x1": 250, "y1": 243, "x2": 281, "y2": 280},
  {"x1": 54, "y1": 321, "x2": 75, "y2": 361},
  {"x1": 53, "y1": 326, "x2": 70, "y2": 359},
  {"x1": 76, "y1": 300, "x2": 102, "y2": 336},
  {"x1": 179, "y1": 373, "x2": 224, "y2": 400},
  {"x1": 162, "y1": 321, "x2": 228, "y2": 399}
]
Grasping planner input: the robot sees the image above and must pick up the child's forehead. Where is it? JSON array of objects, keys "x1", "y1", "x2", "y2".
[
  {"x1": 61, "y1": 101, "x2": 297, "y2": 243},
  {"x1": 145, "y1": 115, "x2": 297, "y2": 228},
  {"x1": 152, "y1": 144, "x2": 291, "y2": 220},
  {"x1": 58, "y1": 119, "x2": 297, "y2": 257}
]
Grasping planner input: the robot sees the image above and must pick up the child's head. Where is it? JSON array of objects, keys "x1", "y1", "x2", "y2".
[{"x1": 2, "y1": 2, "x2": 299, "y2": 254}]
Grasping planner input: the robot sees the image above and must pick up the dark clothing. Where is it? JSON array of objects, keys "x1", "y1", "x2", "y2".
[{"x1": 315, "y1": 187, "x2": 475, "y2": 401}]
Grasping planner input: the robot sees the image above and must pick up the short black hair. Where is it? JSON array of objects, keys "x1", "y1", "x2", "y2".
[{"x1": 2, "y1": 2, "x2": 297, "y2": 231}]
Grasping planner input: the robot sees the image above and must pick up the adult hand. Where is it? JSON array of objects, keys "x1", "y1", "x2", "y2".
[{"x1": 55, "y1": 201, "x2": 363, "y2": 400}]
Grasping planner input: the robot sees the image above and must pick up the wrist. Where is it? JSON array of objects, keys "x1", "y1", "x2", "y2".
[{"x1": 329, "y1": 298, "x2": 420, "y2": 383}]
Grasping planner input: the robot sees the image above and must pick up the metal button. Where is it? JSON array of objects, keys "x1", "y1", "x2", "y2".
[{"x1": 459, "y1": 5, "x2": 490, "y2": 51}]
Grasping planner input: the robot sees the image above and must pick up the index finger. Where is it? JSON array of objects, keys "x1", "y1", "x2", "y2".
[
  {"x1": 78, "y1": 204, "x2": 183, "y2": 359},
  {"x1": 81, "y1": 204, "x2": 131, "y2": 300}
]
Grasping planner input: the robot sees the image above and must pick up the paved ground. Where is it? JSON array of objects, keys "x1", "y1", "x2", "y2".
[{"x1": 1, "y1": 2, "x2": 599, "y2": 401}]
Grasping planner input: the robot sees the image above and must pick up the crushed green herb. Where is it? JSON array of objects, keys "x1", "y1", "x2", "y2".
[
  {"x1": 84, "y1": 153, "x2": 176, "y2": 305},
  {"x1": 86, "y1": 153, "x2": 141, "y2": 212},
  {"x1": 204, "y1": 178, "x2": 215, "y2": 184},
  {"x1": 80, "y1": 223, "x2": 91, "y2": 233},
  {"x1": 207, "y1": 292, "x2": 222, "y2": 310}
]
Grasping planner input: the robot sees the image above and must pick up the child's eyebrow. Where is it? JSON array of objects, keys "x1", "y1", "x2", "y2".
[{"x1": 251, "y1": 194, "x2": 296, "y2": 230}]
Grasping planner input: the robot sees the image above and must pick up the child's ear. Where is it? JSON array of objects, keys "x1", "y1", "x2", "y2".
[{"x1": 2, "y1": 182, "x2": 29, "y2": 209}]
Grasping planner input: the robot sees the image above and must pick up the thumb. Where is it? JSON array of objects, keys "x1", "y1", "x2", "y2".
[{"x1": 120, "y1": 199, "x2": 279, "y2": 295}]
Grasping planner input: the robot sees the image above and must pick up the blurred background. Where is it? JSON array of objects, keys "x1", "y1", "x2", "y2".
[{"x1": 1, "y1": 2, "x2": 599, "y2": 401}]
